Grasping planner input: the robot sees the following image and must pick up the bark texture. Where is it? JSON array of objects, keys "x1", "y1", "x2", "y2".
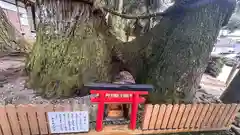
[
  {"x1": 27, "y1": 0, "x2": 116, "y2": 98},
  {"x1": 27, "y1": 0, "x2": 235, "y2": 103},
  {"x1": 220, "y1": 70, "x2": 240, "y2": 103},
  {"x1": 0, "y1": 7, "x2": 29, "y2": 53},
  {"x1": 117, "y1": 0, "x2": 235, "y2": 103}
]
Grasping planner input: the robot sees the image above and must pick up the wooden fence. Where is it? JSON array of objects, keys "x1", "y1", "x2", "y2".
[
  {"x1": 0, "y1": 103, "x2": 88, "y2": 135},
  {"x1": 141, "y1": 103, "x2": 240, "y2": 134},
  {"x1": 0, "y1": 103, "x2": 239, "y2": 135}
]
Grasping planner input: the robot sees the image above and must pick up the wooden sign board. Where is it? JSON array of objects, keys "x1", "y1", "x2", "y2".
[{"x1": 47, "y1": 111, "x2": 89, "y2": 133}]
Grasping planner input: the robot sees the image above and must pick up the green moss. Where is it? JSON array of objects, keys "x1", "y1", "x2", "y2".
[
  {"x1": 134, "y1": 1, "x2": 234, "y2": 104},
  {"x1": 27, "y1": 22, "x2": 112, "y2": 98}
]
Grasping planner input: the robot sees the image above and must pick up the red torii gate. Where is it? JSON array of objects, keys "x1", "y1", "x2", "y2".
[{"x1": 85, "y1": 83, "x2": 153, "y2": 132}]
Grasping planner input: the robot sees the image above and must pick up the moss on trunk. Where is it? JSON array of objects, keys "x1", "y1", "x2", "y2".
[
  {"x1": 27, "y1": 0, "x2": 115, "y2": 98},
  {"x1": 27, "y1": 0, "x2": 235, "y2": 103},
  {"x1": 141, "y1": 1, "x2": 234, "y2": 103},
  {"x1": 117, "y1": 0, "x2": 235, "y2": 103}
]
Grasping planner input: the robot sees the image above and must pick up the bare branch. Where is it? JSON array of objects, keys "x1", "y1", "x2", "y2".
[
  {"x1": 102, "y1": 0, "x2": 231, "y2": 20},
  {"x1": 102, "y1": 7, "x2": 165, "y2": 19}
]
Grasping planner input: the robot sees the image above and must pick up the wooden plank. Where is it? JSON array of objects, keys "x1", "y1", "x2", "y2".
[
  {"x1": 36, "y1": 104, "x2": 49, "y2": 135},
  {"x1": 212, "y1": 104, "x2": 225, "y2": 128},
  {"x1": 102, "y1": 125, "x2": 142, "y2": 134},
  {"x1": 0, "y1": 106, "x2": 12, "y2": 135},
  {"x1": 80, "y1": 104, "x2": 90, "y2": 112},
  {"x1": 206, "y1": 104, "x2": 221, "y2": 128},
  {"x1": 141, "y1": 104, "x2": 153, "y2": 130},
  {"x1": 222, "y1": 104, "x2": 238, "y2": 127},
  {"x1": 0, "y1": 126, "x2": 2, "y2": 135},
  {"x1": 190, "y1": 104, "x2": 203, "y2": 128},
  {"x1": 167, "y1": 104, "x2": 179, "y2": 129},
  {"x1": 63, "y1": 103, "x2": 72, "y2": 111},
  {"x1": 225, "y1": 104, "x2": 240, "y2": 127},
  {"x1": 178, "y1": 104, "x2": 191, "y2": 129},
  {"x1": 27, "y1": 104, "x2": 40, "y2": 134},
  {"x1": 16, "y1": 105, "x2": 31, "y2": 135},
  {"x1": 5, "y1": 105, "x2": 21, "y2": 135},
  {"x1": 101, "y1": 125, "x2": 230, "y2": 135},
  {"x1": 55, "y1": 104, "x2": 64, "y2": 112},
  {"x1": 148, "y1": 105, "x2": 160, "y2": 130},
  {"x1": 195, "y1": 104, "x2": 209, "y2": 128},
  {"x1": 201, "y1": 104, "x2": 215, "y2": 128},
  {"x1": 44, "y1": 104, "x2": 54, "y2": 134},
  {"x1": 72, "y1": 100, "x2": 81, "y2": 111},
  {"x1": 0, "y1": 125, "x2": 2, "y2": 135},
  {"x1": 155, "y1": 104, "x2": 166, "y2": 129},
  {"x1": 141, "y1": 127, "x2": 229, "y2": 135},
  {"x1": 184, "y1": 104, "x2": 197, "y2": 129},
  {"x1": 173, "y1": 104, "x2": 185, "y2": 129},
  {"x1": 161, "y1": 104, "x2": 173, "y2": 129},
  {"x1": 217, "y1": 104, "x2": 231, "y2": 128}
]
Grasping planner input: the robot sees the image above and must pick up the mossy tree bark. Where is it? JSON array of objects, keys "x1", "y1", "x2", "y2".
[
  {"x1": 0, "y1": 7, "x2": 29, "y2": 52},
  {"x1": 27, "y1": 0, "x2": 235, "y2": 103},
  {"x1": 118, "y1": 0, "x2": 235, "y2": 103},
  {"x1": 27, "y1": 0, "x2": 117, "y2": 98},
  {"x1": 115, "y1": 0, "x2": 236, "y2": 103}
]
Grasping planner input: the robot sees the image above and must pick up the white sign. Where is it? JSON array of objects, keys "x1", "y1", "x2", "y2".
[{"x1": 47, "y1": 111, "x2": 89, "y2": 133}]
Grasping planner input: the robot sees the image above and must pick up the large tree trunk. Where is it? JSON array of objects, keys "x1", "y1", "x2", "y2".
[
  {"x1": 117, "y1": 0, "x2": 235, "y2": 103},
  {"x1": 26, "y1": 0, "x2": 117, "y2": 98},
  {"x1": 27, "y1": 0, "x2": 235, "y2": 103},
  {"x1": 220, "y1": 70, "x2": 240, "y2": 103},
  {"x1": 0, "y1": 7, "x2": 29, "y2": 53}
]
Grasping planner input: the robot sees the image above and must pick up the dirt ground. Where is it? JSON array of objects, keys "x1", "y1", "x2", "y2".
[
  {"x1": 0, "y1": 55, "x2": 227, "y2": 105},
  {"x1": 200, "y1": 74, "x2": 226, "y2": 98},
  {"x1": 0, "y1": 55, "x2": 96, "y2": 106}
]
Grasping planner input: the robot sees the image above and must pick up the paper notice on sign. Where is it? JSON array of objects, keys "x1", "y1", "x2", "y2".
[{"x1": 47, "y1": 111, "x2": 89, "y2": 133}]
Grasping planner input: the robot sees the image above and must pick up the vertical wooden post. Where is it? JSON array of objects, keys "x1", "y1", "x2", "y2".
[
  {"x1": 226, "y1": 63, "x2": 239, "y2": 86},
  {"x1": 130, "y1": 93, "x2": 139, "y2": 130},
  {"x1": 96, "y1": 92, "x2": 105, "y2": 131}
]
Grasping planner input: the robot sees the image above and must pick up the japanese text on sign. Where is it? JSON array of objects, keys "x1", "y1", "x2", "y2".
[{"x1": 48, "y1": 111, "x2": 89, "y2": 133}]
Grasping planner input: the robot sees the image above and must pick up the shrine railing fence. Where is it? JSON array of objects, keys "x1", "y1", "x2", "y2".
[
  {"x1": 141, "y1": 103, "x2": 240, "y2": 134},
  {"x1": 0, "y1": 102, "x2": 91, "y2": 135},
  {"x1": 0, "y1": 103, "x2": 239, "y2": 135}
]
